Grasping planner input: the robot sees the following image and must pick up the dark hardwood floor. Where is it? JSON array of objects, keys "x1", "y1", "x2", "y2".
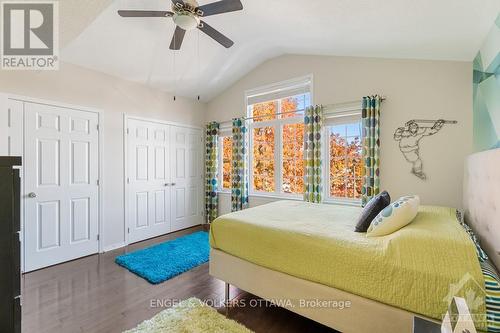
[{"x1": 22, "y1": 226, "x2": 336, "y2": 333}]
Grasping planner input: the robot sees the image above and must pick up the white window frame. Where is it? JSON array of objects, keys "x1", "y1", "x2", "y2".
[
  {"x1": 217, "y1": 128, "x2": 232, "y2": 193},
  {"x1": 322, "y1": 102, "x2": 363, "y2": 206},
  {"x1": 246, "y1": 75, "x2": 313, "y2": 200}
]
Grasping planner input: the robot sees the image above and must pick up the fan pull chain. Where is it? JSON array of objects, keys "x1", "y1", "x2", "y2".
[
  {"x1": 173, "y1": 36, "x2": 177, "y2": 101},
  {"x1": 197, "y1": 29, "x2": 201, "y2": 101}
]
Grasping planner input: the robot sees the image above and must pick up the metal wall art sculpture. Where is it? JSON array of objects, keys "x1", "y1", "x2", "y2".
[{"x1": 394, "y1": 119, "x2": 457, "y2": 180}]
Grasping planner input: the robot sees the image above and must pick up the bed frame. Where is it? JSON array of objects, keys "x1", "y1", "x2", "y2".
[
  {"x1": 210, "y1": 249, "x2": 436, "y2": 332},
  {"x1": 209, "y1": 148, "x2": 500, "y2": 333}
]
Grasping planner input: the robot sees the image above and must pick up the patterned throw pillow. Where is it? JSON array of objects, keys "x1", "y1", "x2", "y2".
[
  {"x1": 367, "y1": 195, "x2": 420, "y2": 237},
  {"x1": 480, "y1": 260, "x2": 500, "y2": 333},
  {"x1": 457, "y1": 217, "x2": 489, "y2": 262}
]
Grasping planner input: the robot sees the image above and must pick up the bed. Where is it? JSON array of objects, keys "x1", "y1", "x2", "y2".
[{"x1": 209, "y1": 150, "x2": 500, "y2": 333}]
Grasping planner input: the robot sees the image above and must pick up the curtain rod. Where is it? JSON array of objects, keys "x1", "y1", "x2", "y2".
[{"x1": 218, "y1": 97, "x2": 386, "y2": 126}]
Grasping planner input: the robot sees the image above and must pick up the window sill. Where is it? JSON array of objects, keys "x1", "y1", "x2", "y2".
[
  {"x1": 218, "y1": 191, "x2": 302, "y2": 201},
  {"x1": 218, "y1": 191, "x2": 361, "y2": 207},
  {"x1": 249, "y1": 192, "x2": 303, "y2": 201}
]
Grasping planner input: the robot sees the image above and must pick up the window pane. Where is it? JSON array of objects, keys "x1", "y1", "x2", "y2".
[
  {"x1": 329, "y1": 122, "x2": 363, "y2": 200},
  {"x1": 329, "y1": 132, "x2": 347, "y2": 157},
  {"x1": 329, "y1": 124, "x2": 346, "y2": 137},
  {"x1": 345, "y1": 177, "x2": 356, "y2": 198},
  {"x1": 282, "y1": 123, "x2": 304, "y2": 194},
  {"x1": 280, "y1": 93, "x2": 310, "y2": 119},
  {"x1": 346, "y1": 136, "x2": 362, "y2": 158},
  {"x1": 252, "y1": 101, "x2": 277, "y2": 122},
  {"x1": 346, "y1": 122, "x2": 361, "y2": 137},
  {"x1": 222, "y1": 136, "x2": 232, "y2": 189},
  {"x1": 253, "y1": 127, "x2": 275, "y2": 192},
  {"x1": 330, "y1": 158, "x2": 347, "y2": 179},
  {"x1": 330, "y1": 177, "x2": 346, "y2": 198}
]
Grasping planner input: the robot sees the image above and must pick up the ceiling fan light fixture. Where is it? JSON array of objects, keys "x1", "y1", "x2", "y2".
[{"x1": 173, "y1": 13, "x2": 200, "y2": 31}]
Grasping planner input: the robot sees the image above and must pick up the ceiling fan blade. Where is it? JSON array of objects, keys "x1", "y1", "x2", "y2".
[
  {"x1": 118, "y1": 10, "x2": 173, "y2": 17},
  {"x1": 169, "y1": 26, "x2": 186, "y2": 50},
  {"x1": 171, "y1": 0, "x2": 184, "y2": 8},
  {"x1": 198, "y1": 21, "x2": 234, "y2": 48},
  {"x1": 196, "y1": 0, "x2": 243, "y2": 17}
]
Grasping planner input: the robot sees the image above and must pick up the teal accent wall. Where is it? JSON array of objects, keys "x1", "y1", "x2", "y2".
[{"x1": 473, "y1": 13, "x2": 500, "y2": 152}]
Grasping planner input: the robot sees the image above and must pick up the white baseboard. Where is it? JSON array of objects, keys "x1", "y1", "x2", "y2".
[{"x1": 102, "y1": 242, "x2": 126, "y2": 253}]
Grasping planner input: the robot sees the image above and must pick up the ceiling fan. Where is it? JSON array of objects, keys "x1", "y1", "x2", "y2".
[{"x1": 118, "y1": 0, "x2": 243, "y2": 50}]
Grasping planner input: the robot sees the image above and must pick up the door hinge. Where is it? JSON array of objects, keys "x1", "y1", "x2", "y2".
[
  {"x1": 127, "y1": 227, "x2": 130, "y2": 234},
  {"x1": 126, "y1": 128, "x2": 130, "y2": 135},
  {"x1": 96, "y1": 179, "x2": 100, "y2": 186},
  {"x1": 97, "y1": 234, "x2": 100, "y2": 241},
  {"x1": 127, "y1": 177, "x2": 130, "y2": 184},
  {"x1": 97, "y1": 124, "x2": 100, "y2": 131}
]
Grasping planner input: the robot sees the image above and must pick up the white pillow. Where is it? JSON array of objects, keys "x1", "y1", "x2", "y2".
[{"x1": 367, "y1": 195, "x2": 420, "y2": 237}]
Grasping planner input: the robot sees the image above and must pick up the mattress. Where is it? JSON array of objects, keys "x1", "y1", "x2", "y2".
[{"x1": 209, "y1": 200, "x2": 487, "y2": 331}]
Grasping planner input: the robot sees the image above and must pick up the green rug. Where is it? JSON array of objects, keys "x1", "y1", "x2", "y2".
[{"x1": 124, "y1": 298, "x2": 253, "y2": 333}]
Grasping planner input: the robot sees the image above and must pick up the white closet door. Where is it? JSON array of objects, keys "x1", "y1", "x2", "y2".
[
  {"x1": 127, "y1": 119, "x2": 171, "y2": 243},
  {"x1": 24, "y1": 102, "x2": 99, "y2": 272},
  {"x1": 6, "y1": 99, "x2": 23, "y2": 156},
  {"x1": 170, "y1": 126, "x2": 203, "y2": 231}
]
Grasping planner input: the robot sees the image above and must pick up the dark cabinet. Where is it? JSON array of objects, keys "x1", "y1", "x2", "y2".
[{"x1": 0, "y1": 157, "x2": 22, "y2": 333}]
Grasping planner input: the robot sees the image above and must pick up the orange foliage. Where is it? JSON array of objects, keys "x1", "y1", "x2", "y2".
[
  {"x1": 222, "y1": 136, "x2": 232, "y2": 189},
  {"x1": 282, "y1": 122, "x2": 304, "y2": 193},
  {"x1": 329, "y1": 133, "x2": 363, "y2": 199},
  {"x1": 252, "y1": 126, "x2": 275, "y2": 191},
  {"x1": 251, "y1": 97, "x2": 304, "y2": 193},
  {"x1": 243, "y1": 95, "x2": 363, "y2": 199},
  {"x1": 252, "y1": 101, "x2": 277, "y2": 122}
]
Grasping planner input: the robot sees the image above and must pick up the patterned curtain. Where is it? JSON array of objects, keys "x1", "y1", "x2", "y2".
[
  {"x1": 361, "y1": 96, "x2": 381, "y2": 206},
  {"x1": 231, "y1": 118, "x2": 249, "y2": 211},
  {"x1": 205, "y1": 122, "x2": 219, "y2": 223},
  {"x1": 303, "y1": 105, "x2": 323, "y2": 203}
]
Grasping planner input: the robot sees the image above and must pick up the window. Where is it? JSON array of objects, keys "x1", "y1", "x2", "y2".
[
  {"x1": 282, "y1": 122, "x2": 304, "y2": 194},
  {"x1": 247, "y1": 76, "x2": 312, "y2": 197},
  {"x1": 324, "y1": 110, "x2": 363, "y2": 203},
  {"x1": 252, "y1": 126, "x2": 275, "y2": 192},
  {"x1": 218, "y1": 134, "x2": 232, "y2": 191}
]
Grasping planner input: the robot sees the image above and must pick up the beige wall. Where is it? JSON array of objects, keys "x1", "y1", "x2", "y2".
[
  {"x1": 207, "y1": 54, "x2": 472, "y2": 214},
  {"x1": 0, "y1": 62, "x2": 205, "y2": 249}
]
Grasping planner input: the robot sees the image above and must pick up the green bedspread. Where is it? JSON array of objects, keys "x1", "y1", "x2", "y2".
[{"x1": 210, "y1": 201, "x2": 487, "y2": 330}]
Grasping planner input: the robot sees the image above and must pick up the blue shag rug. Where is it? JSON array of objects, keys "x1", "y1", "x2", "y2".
[{"x1": 115, "y1": 231, "x2": 209, "y2": 284}]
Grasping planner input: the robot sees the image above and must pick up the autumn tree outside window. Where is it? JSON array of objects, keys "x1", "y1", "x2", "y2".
[
  {"x1": 324, "y1": 108, "x2": 363, "y2": 204},
  {"x1": 327, "y1": 122, "x2": 363, "y2": 201},
  {"x1": 246, "y1": 76, "x2": 312, "y2": 198},
  {"x1": 217, "y1": 132, "x2": 233, "y2": 192},
  {"x1": 240, "y1": 76, "x2": 363, "y2": 205}
]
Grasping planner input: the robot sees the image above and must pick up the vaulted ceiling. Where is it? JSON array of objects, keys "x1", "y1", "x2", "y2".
[{"x1": 61, "y1": 0, "x2": 500, "y2": 101}]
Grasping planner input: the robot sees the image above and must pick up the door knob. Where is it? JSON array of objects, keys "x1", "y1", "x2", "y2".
[
  {"x1": 164, "y1": 183, "x2": 169, "y2": 187},
  {"x1": 28, "y1": 192, "x2": 37, "y2": 198},
  {"x1": 171, "y1": 183, "x2": 176, "y2": 186}
]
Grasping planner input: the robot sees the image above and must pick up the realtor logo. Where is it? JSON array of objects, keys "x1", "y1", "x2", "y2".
[{"x1": 1, "y1": 1, "x2": 59, "y2": 70}]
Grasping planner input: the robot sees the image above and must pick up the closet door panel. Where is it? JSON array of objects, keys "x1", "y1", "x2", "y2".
[
  {"x1": 170, "y1": 126, "x2": 202, "y2": 231},
  {"x1": 127, "y1": 120, "x2": 171, "y2": 243}
]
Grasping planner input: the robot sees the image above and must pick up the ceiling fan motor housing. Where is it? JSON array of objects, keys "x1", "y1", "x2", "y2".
[{"x1": 173, "y1": 12, "x2": 200, "y2": 30}]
